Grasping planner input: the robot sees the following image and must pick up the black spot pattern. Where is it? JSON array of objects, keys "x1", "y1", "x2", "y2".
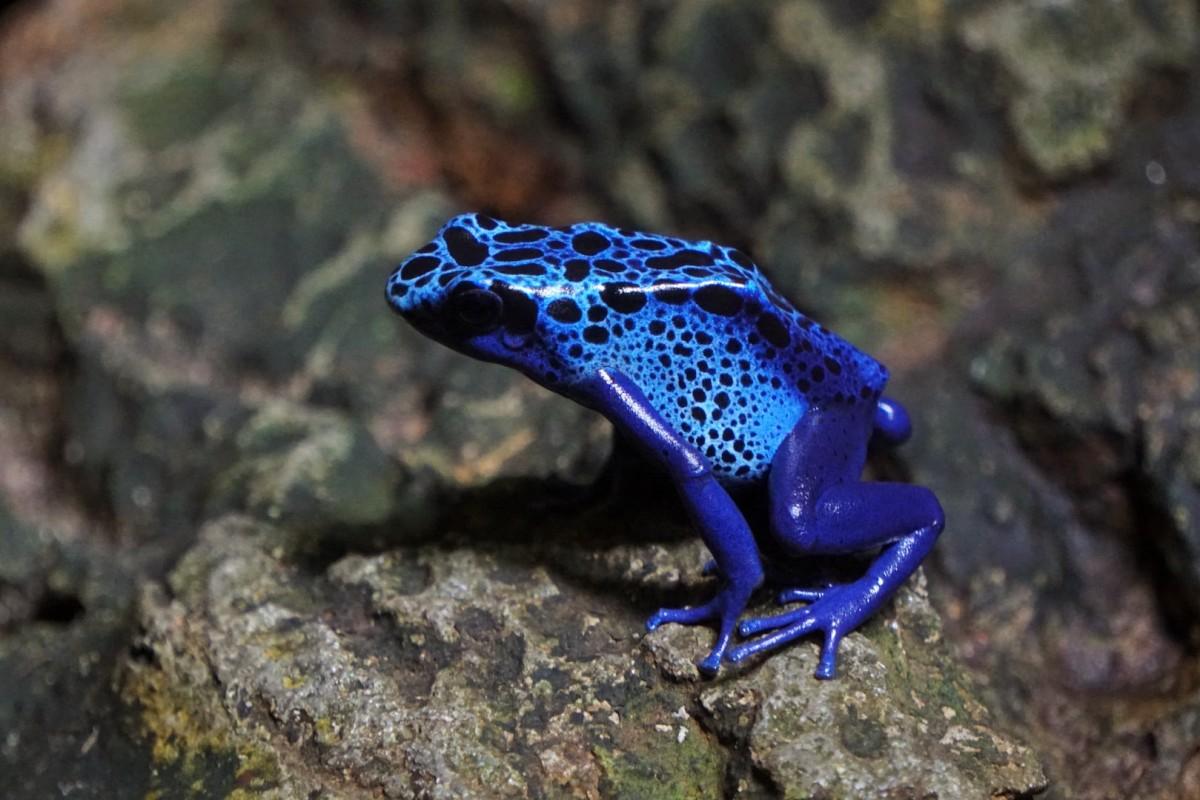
[
  {"x1": 572, "y1": 232, "x2": 610, "y2": 255},
  {"x1": 444, "y1": 226, "x2": 489, "y2": 266},
  {"x1": 496, "y1": 263, "x2": 546, "y2": 276},
  {"x1": 386, "y1": 214, "x2": 890, "y2": 485},
  {"x1": 756, "y1": 313, "x2": 790, "y2": 348},
  {"x1": 495, "y1": 228, "x2": 548, "y2": 244},
  {"x1": 601, "y1": 283, "x2": 648, "y2": 314},
  {"x1": 565, "y1": 259, "x2": 590, "y2": 282},
  {"x1": 495, "y1": 247, "x2": 543, "y2": 262},
  {"x1": 694, "y1": 285, "x2": 743, "y2": 316},
  {"x1": 401, "y1": 256, "x2": 441, "y2": 280},
  {"x1": 653, "y1": 282, "x2": 691, "y2": 304},
  {"x1": 548, "y1": 298, "x2": 582, "y2": 323},
  {"x1": 646, "y1": 249, "x2": 715, "y2": 270}
]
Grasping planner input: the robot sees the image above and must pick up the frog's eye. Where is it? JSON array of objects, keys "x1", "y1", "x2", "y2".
[{"x1": 448, "y1": 284, "x2": 503, "y2": 334}]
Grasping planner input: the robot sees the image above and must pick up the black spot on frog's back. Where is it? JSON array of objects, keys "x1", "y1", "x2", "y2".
[
  {"x1": 494, "y1": 228, "x2": 548, "y2": 244},
  {"x1": 632, "y1": 238, "x2": 667, "y2": 251},
  {"x1": 600, "y1": 282, "x2": 648, "y2": 314},
  {"x1": 646, "y1": 249, "x2": 715, "y2": 270},
  {"x1": 445, "y1": 226, "x2": 489, "y2": 266},
  {"x1": 694, "y1": 285, "x2": 743, "y2": 316},
  {"x1": 495, "y1": 247, "x2": 544, "y2": 262},
  {"x1": 495, "y1": 263, "x2": 546, "y2": 276},
  {"x1": 652, "y1": 281, "x2": 691, "y2": 304},
  {"x1": 547, "y1": 298, "x2": 582, "y2": 323},
  {"x1": 571, "y1": 231, "x2": 610, "y2": 255},
  {"x1": 583, "y1": 325, "x2": 609, "y2": 344},
  {"x1": 756, "y1": 313, "x2": 790, "y2": 348},
  {"x1": 565, "y1": 259, "x2": 590, "y2": 282}
]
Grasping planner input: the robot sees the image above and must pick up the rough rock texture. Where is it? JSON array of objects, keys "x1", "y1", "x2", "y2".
[
  {"x1": 125, "y1": 513, "x2": 1040, "y2": 798},
  {"x1": 1, "y1": 0, "x2": 1198, "y2": 797}
]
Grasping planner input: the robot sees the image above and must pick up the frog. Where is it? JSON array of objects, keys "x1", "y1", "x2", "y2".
[{"x1": 385, "y1": 213, "x2": 944, "y2": 678}]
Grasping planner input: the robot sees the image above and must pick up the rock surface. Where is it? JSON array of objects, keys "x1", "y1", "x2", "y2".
[
  {"x1": 0, "y1": 0, "x2": 1197, "y2": 797},
  {"x1": 126, "y1": 513, "x2": 1041, "y2": 798}
]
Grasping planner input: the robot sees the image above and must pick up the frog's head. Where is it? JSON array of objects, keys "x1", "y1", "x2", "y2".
[{"x1": 386, "y1": 213, "x2": 563, "y2": 380}]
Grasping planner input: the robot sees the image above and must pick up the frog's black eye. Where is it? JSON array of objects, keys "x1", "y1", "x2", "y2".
[{"x1": 448, "y1": 284, "x2": 502, "y2": 334}]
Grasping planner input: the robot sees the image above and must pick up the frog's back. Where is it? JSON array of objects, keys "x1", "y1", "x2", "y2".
[
  {"x1": 388, "y1": 214, "x2": 888, "y2": 485},
  {"x1": 544, "y1": 223, "x2": 889, "y2": 483}
]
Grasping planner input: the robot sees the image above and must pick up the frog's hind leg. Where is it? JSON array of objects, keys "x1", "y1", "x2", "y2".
[{"x1": 729, "y1": 403, "x2": 943, "y2": 678}]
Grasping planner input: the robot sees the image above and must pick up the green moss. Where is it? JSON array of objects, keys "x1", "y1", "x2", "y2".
[
  {"x1": 229, "y1": 746, "x2": 285, "y2": 798},
  {"x1": 593, "y1": 720, "x2": 724, "y2": 800},
  {"x1": 594, "y1": 679, "x2": 727, "y2": 800},
  {"x1": 125, "y1": 651, "x2": 272, "y2": 800}
]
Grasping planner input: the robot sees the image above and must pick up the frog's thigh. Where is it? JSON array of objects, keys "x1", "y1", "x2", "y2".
[
  {"x1": 767, "y1": 403, "x2": 871, "y2": 551},
  {"x1": 767, "y1": 402, "x2": 940, "y2": 554}
]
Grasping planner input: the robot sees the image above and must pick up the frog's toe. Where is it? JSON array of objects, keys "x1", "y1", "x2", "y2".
[
  {"x1": 738, "y1": 606, "x2": 810, "y2": 637},
  {"x1": 646, "y1": 598, "x2": 719, "y2": 631},
  {"x1": 697, "y1": 650, "x2": 723, "y2": 676},
  {"x1": 815, "y1": 630, "x2": 844, "y2": 680},
  {"x1": 727, "y1": 613, "x2": 822, "y2": 664},
  {"x1": 777, "y1": 587, "x2": 830, "y2": 605},
  {"x1": 697, "y1": 626, "x2": 737, "y2": 676}
]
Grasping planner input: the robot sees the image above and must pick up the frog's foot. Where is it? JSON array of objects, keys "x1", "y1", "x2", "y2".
[
  {"x1": 738, "y1": 605, "x2": 809, "y2": 637},
  {"x1": 728, "y1": 584, "x2": 871, "y2": 679},
  {"x1": 734, "y1": 585, "x2": 838, "y2": 638},
  {"x1": 646, "y1": 584, "x2": 753, "y2": 676}
]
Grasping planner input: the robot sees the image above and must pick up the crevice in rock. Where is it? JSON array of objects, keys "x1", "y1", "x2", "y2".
[{"x1": 32, "y1": 588, "x2": 85, "y2": 625}]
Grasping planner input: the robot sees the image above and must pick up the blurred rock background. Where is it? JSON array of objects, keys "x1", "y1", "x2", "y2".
[{"x1": 0, "y1": 0, "x2": 1197, "y2": 797}]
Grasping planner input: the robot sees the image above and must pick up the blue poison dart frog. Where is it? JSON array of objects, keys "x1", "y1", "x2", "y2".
[{"x1": 386, "y1": 214, "x2": 944, "y2": 678}]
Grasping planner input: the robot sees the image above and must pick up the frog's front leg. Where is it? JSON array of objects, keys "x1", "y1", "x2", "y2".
[
  {"x1": 728, "y1": 403, "x2": 944, "y2": 679},
  {"x1": 584, "y1": 368, "x2": 764, "y2": 675}
]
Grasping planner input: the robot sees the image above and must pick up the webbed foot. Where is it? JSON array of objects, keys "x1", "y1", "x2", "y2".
[
  {"x1": 646, "y1": 582, "x2": 755, "y2": 676},
  {"x1": 728, "y1": 584, "x2": 870, "y2": 679},
  {"x1": 735, "y1": 583, "x2": 839, "y2": 636}
]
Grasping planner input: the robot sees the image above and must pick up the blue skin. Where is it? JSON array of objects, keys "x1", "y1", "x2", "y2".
[{"x1": 386, "y1": 213, "x2": 944, "y2": 678}]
